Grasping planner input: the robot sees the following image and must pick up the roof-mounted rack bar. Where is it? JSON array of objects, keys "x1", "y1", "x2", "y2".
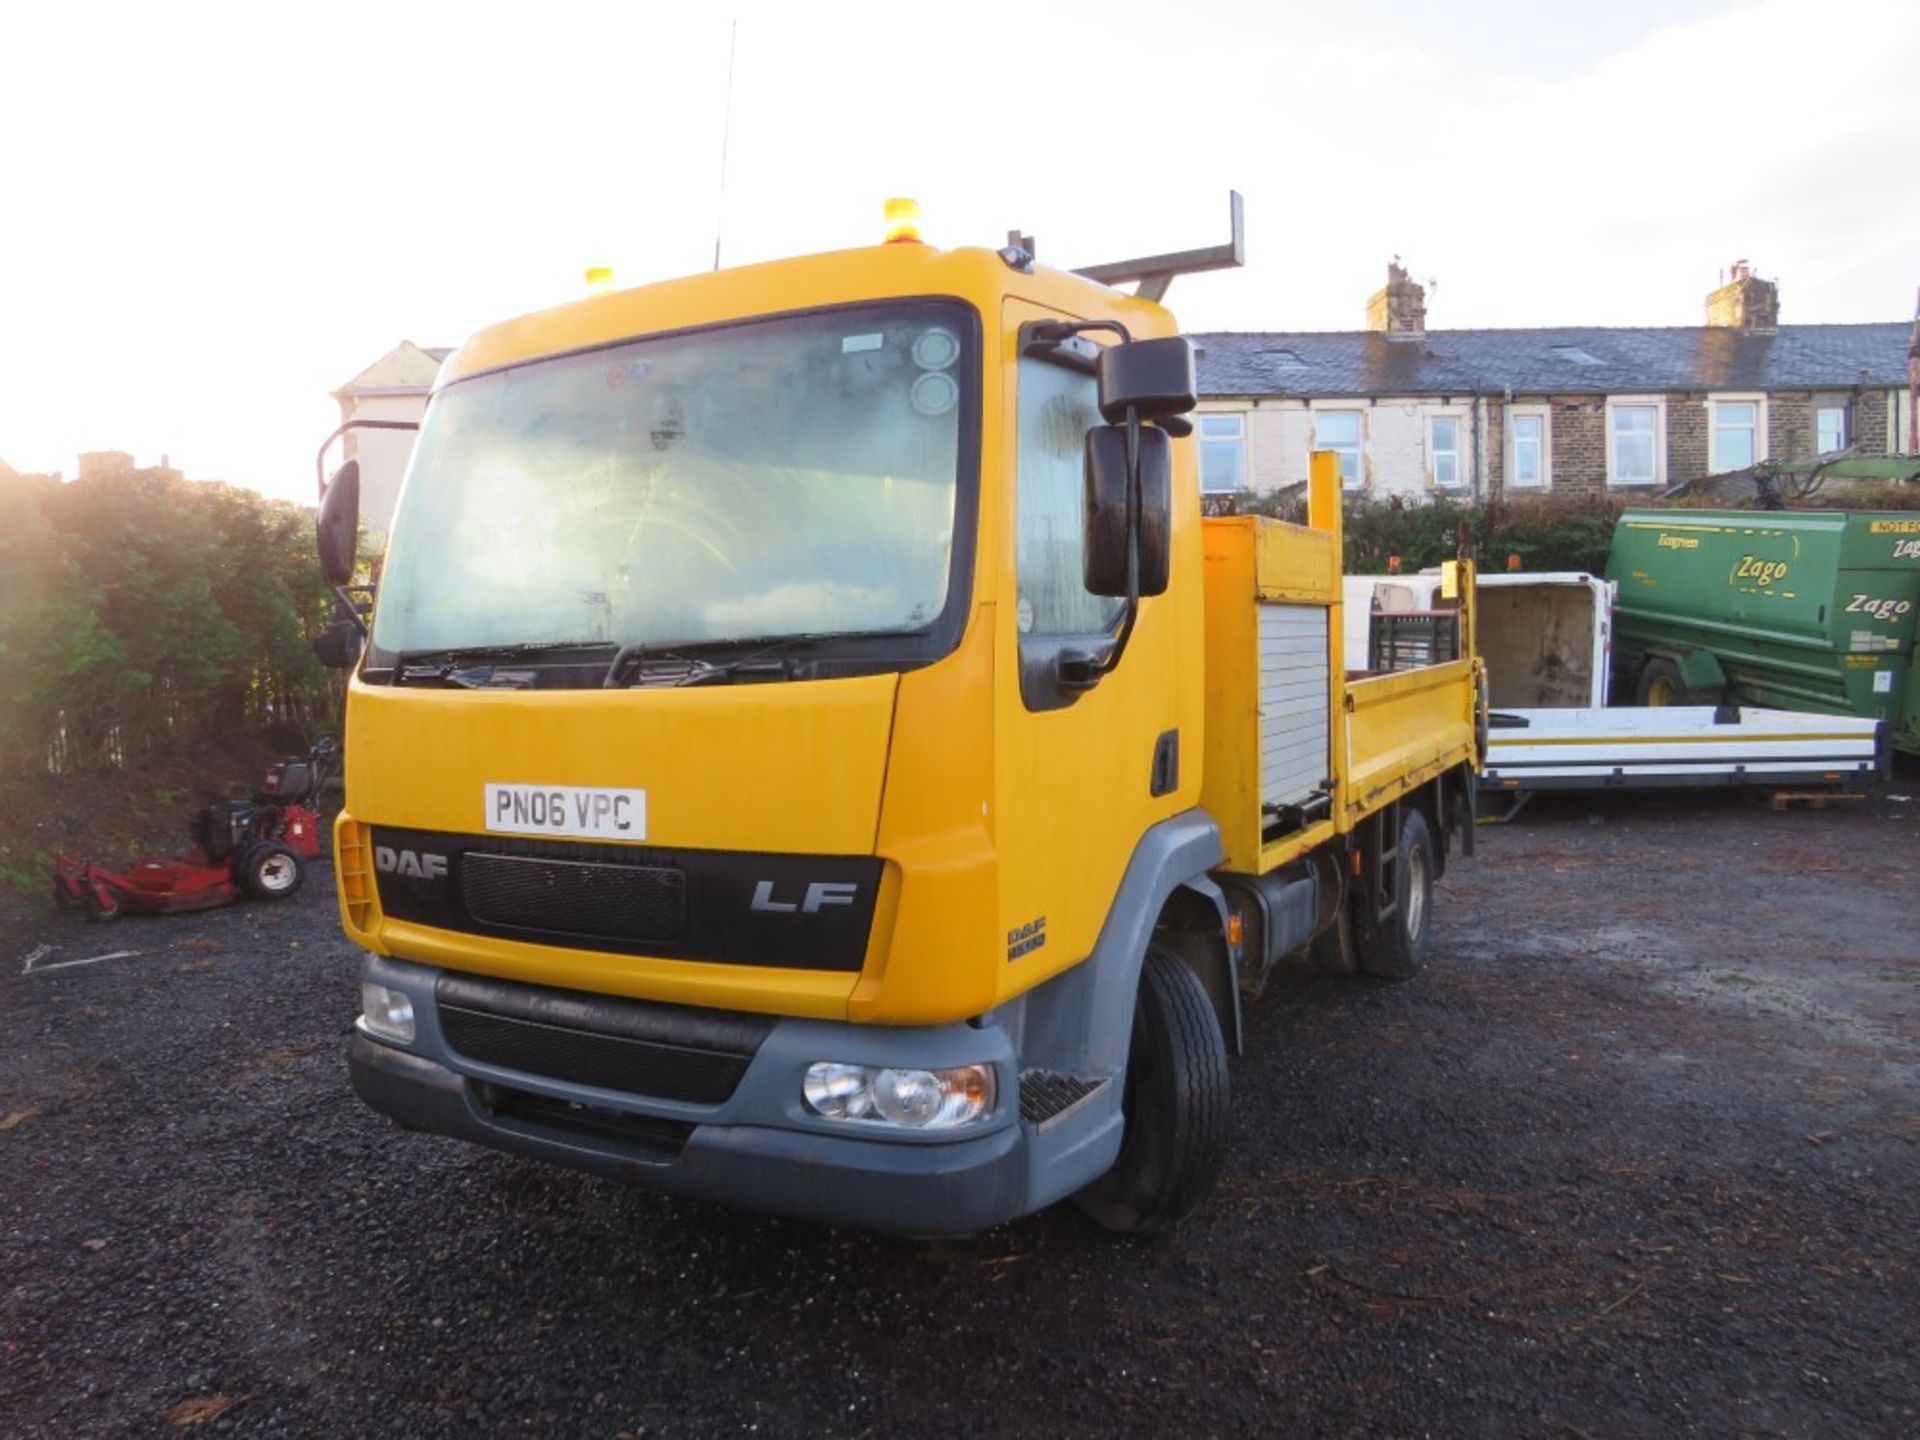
[{"x1": 1073, "y1": 191, "x2": 1245, "y2": 304}]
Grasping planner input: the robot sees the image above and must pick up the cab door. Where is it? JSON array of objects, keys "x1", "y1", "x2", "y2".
[{"x1": 990, "y1": 296, "x2": 1203, "y2": 1002}]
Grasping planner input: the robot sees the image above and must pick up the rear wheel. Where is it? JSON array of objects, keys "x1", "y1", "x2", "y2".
[
  {"x1": 1357, "y1": 807, "x2": 1435, "y2": 981},
  {"x1": 1074, "y1": 946, "x2": 1230, "y2": 1234},
  {"x1": 53, "y1": 877, "x2": 79, "y2": 911},
  {"x1": 1636, "y1": 657, "x2": 1718, "y2": 707},
  {"x1": 240, "y1": 842, "x2": 305, "y2": 901}
]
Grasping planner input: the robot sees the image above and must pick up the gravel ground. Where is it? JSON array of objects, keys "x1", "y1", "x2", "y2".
[{"x1": 2, "y1": 781, "x2": 1916, "y2": 1438}]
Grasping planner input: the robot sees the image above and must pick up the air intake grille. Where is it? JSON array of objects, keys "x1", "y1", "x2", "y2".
[
  {"x1": 437, "y1": 974, "x2": 771, "y2": 1105},
  {"x1": 1019, "y1": 1070, "x2": 1108, "y2": 1128},
  {"x1": 461, "y1": 852, "x2": 684, "y2": 944}
]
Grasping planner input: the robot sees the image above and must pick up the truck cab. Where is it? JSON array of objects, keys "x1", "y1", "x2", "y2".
[{"x1": 323, "y1": 228, "x2": 1479, "y2": 1233}]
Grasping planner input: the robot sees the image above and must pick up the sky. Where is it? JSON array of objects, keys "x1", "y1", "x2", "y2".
[{"x1": 2, "y1": 0, "x2": 1916, "y2": 504}]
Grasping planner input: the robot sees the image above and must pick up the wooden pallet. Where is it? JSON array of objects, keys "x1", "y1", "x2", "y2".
[{"x1": 1746, "y1": 788, "x2": 1864, "y2": 812}]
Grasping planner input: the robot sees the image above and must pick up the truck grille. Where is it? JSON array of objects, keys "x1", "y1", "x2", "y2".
[
  {"x1": 461, "y1": 852, "x2": 685, "y2": 945},
  {"x1": 437, "y1": 973, "x2": 772, "y2": 1105},
  {"x1": 370, "y1": 824, "x2": 881, "y2": 970}
]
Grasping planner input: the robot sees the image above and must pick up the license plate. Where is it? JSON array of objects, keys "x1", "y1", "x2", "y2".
[{"x1": 484, "y1": 783, "x2": 647, "y2": 841}]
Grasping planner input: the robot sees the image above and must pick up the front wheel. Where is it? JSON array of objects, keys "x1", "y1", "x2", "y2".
[
  {"x1": 239, "y1": 842, "x2": 305, "y2": 901},
  {"x1": 1074, "y1": 947, "x2": 1230, "y2": 1234},
  {"x1": 1357, "y1": 807, "x2": 1436, "y2": 981}
]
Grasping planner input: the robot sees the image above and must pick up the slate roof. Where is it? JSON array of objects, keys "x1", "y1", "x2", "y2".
[{"x1": 1193, "y1": 323, "x2": 1913, "y2": 399}]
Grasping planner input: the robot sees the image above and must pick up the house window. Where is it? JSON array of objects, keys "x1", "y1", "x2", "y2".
[
  {"x1": 1607, "y1": 401, "x2": 1662, "y2": 487},
  {"x1": 1315, "y1": 409, "x2": 1364, "y2": 489},
  {"x1": 1816, "y1": 405, "x2": 1849, "y2": 455},
  {"x1": 1198, "y1": 413, "x2": 1247, "y2": 493},
  {"x1": 1710, "y1": 398, "x2": 1762, "y2": 473},
  {"x1": 1428, "y1": 415, "x2": 1462, "y2": 489},
  {"x1": 1508, "y1": 411, "x2": 1547, "y2": 489}
]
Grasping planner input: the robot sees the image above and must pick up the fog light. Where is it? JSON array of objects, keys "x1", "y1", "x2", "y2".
[
  {"x1": 802, "y1": 1062, "x2": 994, "y2": 1130},
  {"x1": 358, "y1": 982, "x2": 415, "y2": 1044}
]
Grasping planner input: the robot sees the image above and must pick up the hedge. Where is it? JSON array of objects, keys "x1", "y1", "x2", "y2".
[{"x1": 1209, "y1": 491, "x2": 1630, "y2": 575}]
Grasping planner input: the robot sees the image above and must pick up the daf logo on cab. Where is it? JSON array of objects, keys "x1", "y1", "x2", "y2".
[{"x1": 374, "y1": 847, "x2": 448, "y2": 880}]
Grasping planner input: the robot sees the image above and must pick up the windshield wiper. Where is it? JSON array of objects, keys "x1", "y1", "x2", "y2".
[
  {"x1": 603, "y1": 630, "x2": 917, "y2": 689},
  {"x1": 395, "y1": 641, "x2": 615, "y2": 687}
]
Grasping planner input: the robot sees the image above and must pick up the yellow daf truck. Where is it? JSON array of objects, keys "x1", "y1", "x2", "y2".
[{"x1": 314, "y1": 205, "x2": 1483, "y2": 1233}]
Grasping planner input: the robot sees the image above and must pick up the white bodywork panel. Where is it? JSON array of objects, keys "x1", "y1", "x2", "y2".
[{"x1": 1484, "y1": 705, "x2": 1883, "y2": 790}]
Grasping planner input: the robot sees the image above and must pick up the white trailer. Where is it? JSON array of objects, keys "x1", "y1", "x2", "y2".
[
  {"x1": 1483, "y1": 704, "x2": 1886, "y2": 797},
  {"x1": 1345, "y1": 571, "x2": 1889, "y2": 804}
]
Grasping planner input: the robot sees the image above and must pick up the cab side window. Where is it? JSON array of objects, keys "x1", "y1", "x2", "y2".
[{"x1": 1015, "y1": 357, "x2": 1126, "y2": 639}]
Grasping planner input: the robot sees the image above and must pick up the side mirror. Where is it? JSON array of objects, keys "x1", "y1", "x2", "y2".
[
  {"x1": 1083, "y1": 425, "x2": 1171, "y2": 598},
  {"x1": 317, "y1": 459, "x2": 360, "y2": 587},
  {"x1": 313, "y1": 617, "x2": 362, "y2": 670},
  {"x1": 1095, "y1": 336, "x2": 1196, "y2": 425}
]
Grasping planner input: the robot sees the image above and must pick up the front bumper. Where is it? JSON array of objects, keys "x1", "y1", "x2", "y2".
[{"x1": 348, "y1": 955, "x2": 1119, "y2": 1234}]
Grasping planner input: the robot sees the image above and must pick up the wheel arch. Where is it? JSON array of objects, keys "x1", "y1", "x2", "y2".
[
  {"x1": 1010, "y1": 809, "x2": 1228, "y2": 1078},
  {"x1": 1154, "y1": 877, "x2": 1242, "y2": 1056}
]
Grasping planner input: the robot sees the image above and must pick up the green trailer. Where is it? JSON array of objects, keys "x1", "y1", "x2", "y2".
[{"x1": 1607, "y1": 508, "x2": 1920, "y2": 754}]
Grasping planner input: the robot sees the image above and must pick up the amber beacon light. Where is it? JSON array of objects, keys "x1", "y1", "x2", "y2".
[{"x1": 884, "y1": 197, "x2": 922, "y2": 244}]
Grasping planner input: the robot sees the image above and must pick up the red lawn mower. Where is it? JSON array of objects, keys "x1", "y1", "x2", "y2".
[{"x1": 52, "y1": 738, "x2": 339, "y2": 922}]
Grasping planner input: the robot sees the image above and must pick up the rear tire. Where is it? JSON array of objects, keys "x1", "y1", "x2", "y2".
[
  {"x1": 240, "y1": 842, "x2": 305, "y2": 901},
  {"x1": 1357, "y1": 807, "x2": 1435, "y2": 981},
  {"x1": 1074, "y1": 947, "x2": 1230, "y2": 1234},
  {"x1": 1636, "y1": 657, "x2": 1718, "y2": 707},
  {"x1": 53, "y1": 877, "x2": 79, "y2": 912}
]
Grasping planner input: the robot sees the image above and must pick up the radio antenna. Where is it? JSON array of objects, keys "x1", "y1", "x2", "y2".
[{"x1": 712, "y1": 19, "x2": 738, "y2": 273}]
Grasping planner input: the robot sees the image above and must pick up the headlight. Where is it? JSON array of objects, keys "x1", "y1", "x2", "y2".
[
  {"x1": 358, "y1": 982, "x2": 415, "y2": 1044},
  {"x1": 802, "y1": 1062, "x2": 994, "y2": 1130}
]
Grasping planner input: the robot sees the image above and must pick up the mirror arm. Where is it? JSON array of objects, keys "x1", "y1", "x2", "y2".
[
  {"x1": 331, "y1": 583, "x2": 369, "y2": 639},
  {"x1": 1103, "y1": 404, "x2": 1143, "y2": 675},
  {"x1": 315, "y1": 417, "x2": 419, "y2": 499}
]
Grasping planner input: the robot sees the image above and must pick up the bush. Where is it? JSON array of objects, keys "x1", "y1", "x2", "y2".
[{"x1": 0, "y1": 460, "x2": 336, "y2": 774}]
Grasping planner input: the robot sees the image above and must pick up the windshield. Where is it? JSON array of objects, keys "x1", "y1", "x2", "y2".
[{"x1": 370, "y1": 300, "x2": 974, "y2": 665}]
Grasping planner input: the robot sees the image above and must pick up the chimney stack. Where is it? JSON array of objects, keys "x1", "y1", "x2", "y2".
[
  {"x1": 1706, "y1": 258, "x2": 1779, "y2": 332},
  {"x1": 1367, "y1": 261, "x2": 1426, "y2": 340}
]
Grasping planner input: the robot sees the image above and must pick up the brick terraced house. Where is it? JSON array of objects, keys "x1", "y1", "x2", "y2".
[{"x1": 1192, "y1": 262, "x2": 1918, "y2": 502}]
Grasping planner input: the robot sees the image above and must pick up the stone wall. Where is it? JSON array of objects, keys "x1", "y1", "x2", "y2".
[
  {"x1": 1769, "y1": 392, "x2": 1811, "y2": 462},
  {"x1": 1668, "y1": 396, "x2": 1708, "y2": 481},
  {"x1": 1853, "y1": 392, "x2": 1890, "y2": 453},
  {"x1": 1547, "y1": 399, "x2": 1608, "y2": 497}
]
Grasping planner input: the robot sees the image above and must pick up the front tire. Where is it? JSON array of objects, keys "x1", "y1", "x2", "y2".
[
  {"x1": 1074, "y1": 947, "x2": 1230, "y2": 1234},
  {"x1": 1357, "y1": 807, "x2": 1435, "y2": 981}
]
